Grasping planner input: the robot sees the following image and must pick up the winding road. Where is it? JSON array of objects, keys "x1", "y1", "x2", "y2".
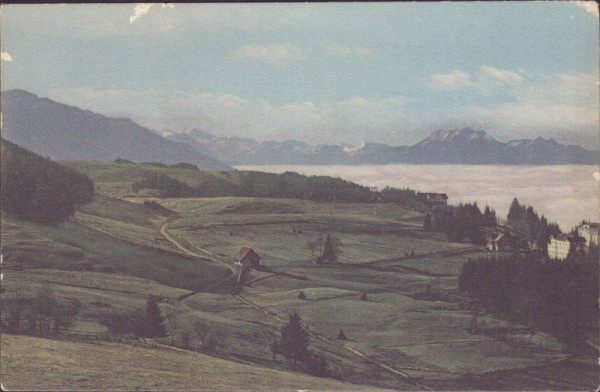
[{"x1": 159, "y1": 218, "x2": 432, "y2": 390}]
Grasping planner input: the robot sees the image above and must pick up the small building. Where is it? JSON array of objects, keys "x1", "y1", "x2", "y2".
[
  {"x1": 487, "y1": 231, "x2": 514, "y2": 252},
  {"x1": 417, "y1": 192, "x2": 448, "y2": 205},
  {"x1": 527, "y1": 240, "x2": 539, "y2": 251},
  {"x1": 578, "y1": 223, "x2": 600, "y2": 247},
  {"x1": 234, "y1": 246, "x2": 261, "y2": 267},
  {"x1": 547, "y1": 234, "x2": 570, "y2": 261}
]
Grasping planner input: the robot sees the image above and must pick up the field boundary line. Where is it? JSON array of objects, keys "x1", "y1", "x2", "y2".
[
  {"x1": 160, "y1": 220, "x2": 235, "y2": 272},
  {"x1": 234, "y1": 294, "x2": 432, "y2": 391}
]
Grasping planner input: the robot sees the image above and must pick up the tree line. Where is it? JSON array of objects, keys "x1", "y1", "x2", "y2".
[
  {"x1": 427, "y1": 202, "x2": 497, "y2": 243},
  {"x1": 506, "y1": 197, "x2": 561, "y2": 250},
  {"x1": 132, "y1": 170, "x2": 421, "y2": 206},
  {"x1": 1, "y1": 286, "x2": 80, "y2": 335},
  {"x1": 459, "y1": 253, "x2": 598, "y2": 343},
  {"x1": 1, "y1": 138, "x2": 95, "y2": 223},
  {"x1": 115, "y1": 158, "x2": 199, "y2": 170}
]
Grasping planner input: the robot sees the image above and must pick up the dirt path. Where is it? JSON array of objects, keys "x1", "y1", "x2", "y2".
[
  {"x1": 161, "y1": 218, "x2": 431, "y2": 389},
  {"x1": 233, "y1": 294, "x2": 433, "y2": 391},
  {"x1": 160, "y1": 220, "x2": 235, "y2": 273},
  {"x1": 159, "y1": 219, "x2": 237, "y2": 299}
]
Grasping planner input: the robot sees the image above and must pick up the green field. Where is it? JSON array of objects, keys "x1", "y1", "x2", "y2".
[{"x1": 1, "y1": 161, "x2": 596, "y2": 390}]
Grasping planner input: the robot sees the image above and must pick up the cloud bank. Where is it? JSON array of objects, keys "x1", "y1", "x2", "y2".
[{"x1": 47, "y1": 69, "x2": 598, "y2": 148}]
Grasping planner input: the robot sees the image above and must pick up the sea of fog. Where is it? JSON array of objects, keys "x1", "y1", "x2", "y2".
[{"x1": 236, "y1": 165, "x2": 600, "y2": 230}]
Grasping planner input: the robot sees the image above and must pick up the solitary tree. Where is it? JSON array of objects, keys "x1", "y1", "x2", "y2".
[
  {"x1": 297, "y1": 291, "x2": 307, "y2": 300},
  {"x1": 145, "y1": 296, "x2": 167, "y2": 338},
  {"x1": 358, "y1": 291, "x2": 368, "y2": 301},
  {"x1": 321, "y1": 234, "x2": 338, "y2": 263},
  {"x1": 337, "y1": 328, "x2": 347, "y2": 340},
  {"x1": 279, "y1": 311, "x2": 310, "y2": 364}
]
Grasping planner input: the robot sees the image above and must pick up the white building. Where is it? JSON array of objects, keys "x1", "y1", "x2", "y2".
[
  {"x1": 578, "y1": 223, "x2": 600, "y2": 247},
  {"x1": 547, "y1": 234, "x2": 570, "y2": 260}
]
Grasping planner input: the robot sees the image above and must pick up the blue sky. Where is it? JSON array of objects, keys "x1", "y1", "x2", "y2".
[{"x1": 1, "y1": 2, "x2": 599, "y2": 147}]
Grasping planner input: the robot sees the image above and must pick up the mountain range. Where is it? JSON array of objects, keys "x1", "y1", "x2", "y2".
[
  {"x1": 1, "y1": 89, "x2": 597, "y2": 167},
  {"x1": 165, "y1": 127, "x2": 599, "y2": 165},
  {"x1": 0, "y1": 90, "x2": 231, "y2": 171}
]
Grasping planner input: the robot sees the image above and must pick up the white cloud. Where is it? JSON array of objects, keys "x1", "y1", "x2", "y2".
[
  {"x1": 428, "y1": 66, "x2": 524, "y2": 95},
  {"x1": 234, "y1": 43, "x2": 311, "y2": 66},
  {"x1": 47, "y1": 88, "x2": 418, "y2": 145},
  {"x1": 325, "y1": 44, "x2": 372, "y2": 58},
  {"x1": 128, "y1": 3, "x2": 175, "y2": 25},
  {"x1": 1, "y1": 52, "x2": 12, "y2": 62},
  {"x1": 480, "y1": 65, "x2": 524, "y2": 83},
  {"x1": 129, "y1": 3, "x2": 154, "y2": 24},
  {"x1": 46, "y1": 71, "x2": 598, "y2": 148},
  {"x1": 432, "y1": 72, "x2": 599, "y2": 146},
  {"x1": 573, "y1": 1, "x2": 599, "y2": 17},
  {"x1": 428, "y1": 70, "x2": 473, "y2": 89}
]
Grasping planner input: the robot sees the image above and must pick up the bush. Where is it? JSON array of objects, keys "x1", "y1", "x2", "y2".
[
  {"x1": 0, "y1": 288, "x2": 80, "y2": 335},
  {"x1": 305, "y1": 354, "x2": 331, "y2": 377},
  {"x1": 297, "y1": 291, "x2": 307, "y2": 300},
  {"x1": 102, "y1": 309, "x2": 146, "y2": 336}
]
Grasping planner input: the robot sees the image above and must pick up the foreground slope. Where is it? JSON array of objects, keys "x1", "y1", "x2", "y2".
[
  {"x1": 1, "y1": 334, "x2": 385, "y2": 391},
  {"x1": 0, "y1": 90, "x2": 231, "y2": 171}
]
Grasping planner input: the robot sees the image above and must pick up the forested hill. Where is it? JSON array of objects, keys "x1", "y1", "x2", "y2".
[
  {"x1": 0, "y1": 138, "x2": 95, "y2": 223},
  {"x1": 130, "y1": 167, "x2": 422, "y2": 207}
]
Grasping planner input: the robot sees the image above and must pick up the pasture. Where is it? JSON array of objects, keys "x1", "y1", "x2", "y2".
[{"x1": 1, "y1": 161, "x2": 596, "y2": 390}]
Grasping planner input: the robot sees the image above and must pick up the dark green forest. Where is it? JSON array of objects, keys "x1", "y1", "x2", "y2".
[
  {"x1": 459, "y1": 253, "x2": 598, "y2": 343},
  {"x1": 1, "y1": 138, "x2": 95, "y2": 223},
  {"x1": 507, "y1": 198, "x2": 561, "y2": 248},
  {"x1": 430, "y1": 202, "x2": 497, "y2": 243},
  {"x1": 132, "y1": 170, "x2": 421, "y2": 206}
]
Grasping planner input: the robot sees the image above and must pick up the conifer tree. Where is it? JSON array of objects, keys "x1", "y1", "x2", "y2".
[
  {"x1": 321, "y1": 234, "x2": 338, "y2": 263},
  {"x1": 279, "y1": 311, "x2": 310, "y2": 363},
  {"x1": 144, "y1": 296, "x2": 167, "y2": 338}
]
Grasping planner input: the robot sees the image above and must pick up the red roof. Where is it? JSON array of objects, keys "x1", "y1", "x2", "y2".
[{"x1": 235, "y1": 247, "x2": 261, "y2": 262}]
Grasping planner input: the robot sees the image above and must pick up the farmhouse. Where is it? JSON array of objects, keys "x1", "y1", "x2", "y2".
[
  {"x1": 578, "y1": 223, "x2": 600, "y2": 247},
  {"x1": 547, "y1": 234, "x2": 570, "y2": 260},
  {"x1": 486, "y1": 231, "x2": 515, "y2": 252},
  {"x1": 417, "y1": 192, "x2": 448, "y2": 205},
  {"x1": 234, "y1": 246, "x2": 261, "y2": 267}
]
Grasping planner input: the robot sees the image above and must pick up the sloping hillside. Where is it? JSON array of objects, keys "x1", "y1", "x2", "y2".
[
  {"x1": 1, "y1": 334, "x2": 385, "y2": 391},
  {"x1": 0, "y1": 90, "x2": 231, "y2": 171}
]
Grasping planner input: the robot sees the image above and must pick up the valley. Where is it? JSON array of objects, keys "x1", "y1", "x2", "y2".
[{"x1": 1, "y1": 161, "x2": 596, "y2": 390}]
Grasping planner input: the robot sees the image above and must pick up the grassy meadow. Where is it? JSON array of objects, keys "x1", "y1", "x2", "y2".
[{"x1": 1, "y1": 161, "x2": 596, "y2": 390}]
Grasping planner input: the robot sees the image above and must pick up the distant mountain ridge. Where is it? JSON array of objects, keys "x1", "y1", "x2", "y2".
[
  {"x1": 2, "y1": 89, "x2": 595, "y2": 167},
  {"x1": 1, "y1": 90, "x2": 232, "y2": 171},
  {"x1": 165, "y1": 127, "x2": 599, "y2": 165}
]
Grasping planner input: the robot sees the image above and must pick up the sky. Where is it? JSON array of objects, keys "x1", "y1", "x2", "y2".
[{"x1": 1, "y1": 2, "x2": 599, "y2": 147}]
